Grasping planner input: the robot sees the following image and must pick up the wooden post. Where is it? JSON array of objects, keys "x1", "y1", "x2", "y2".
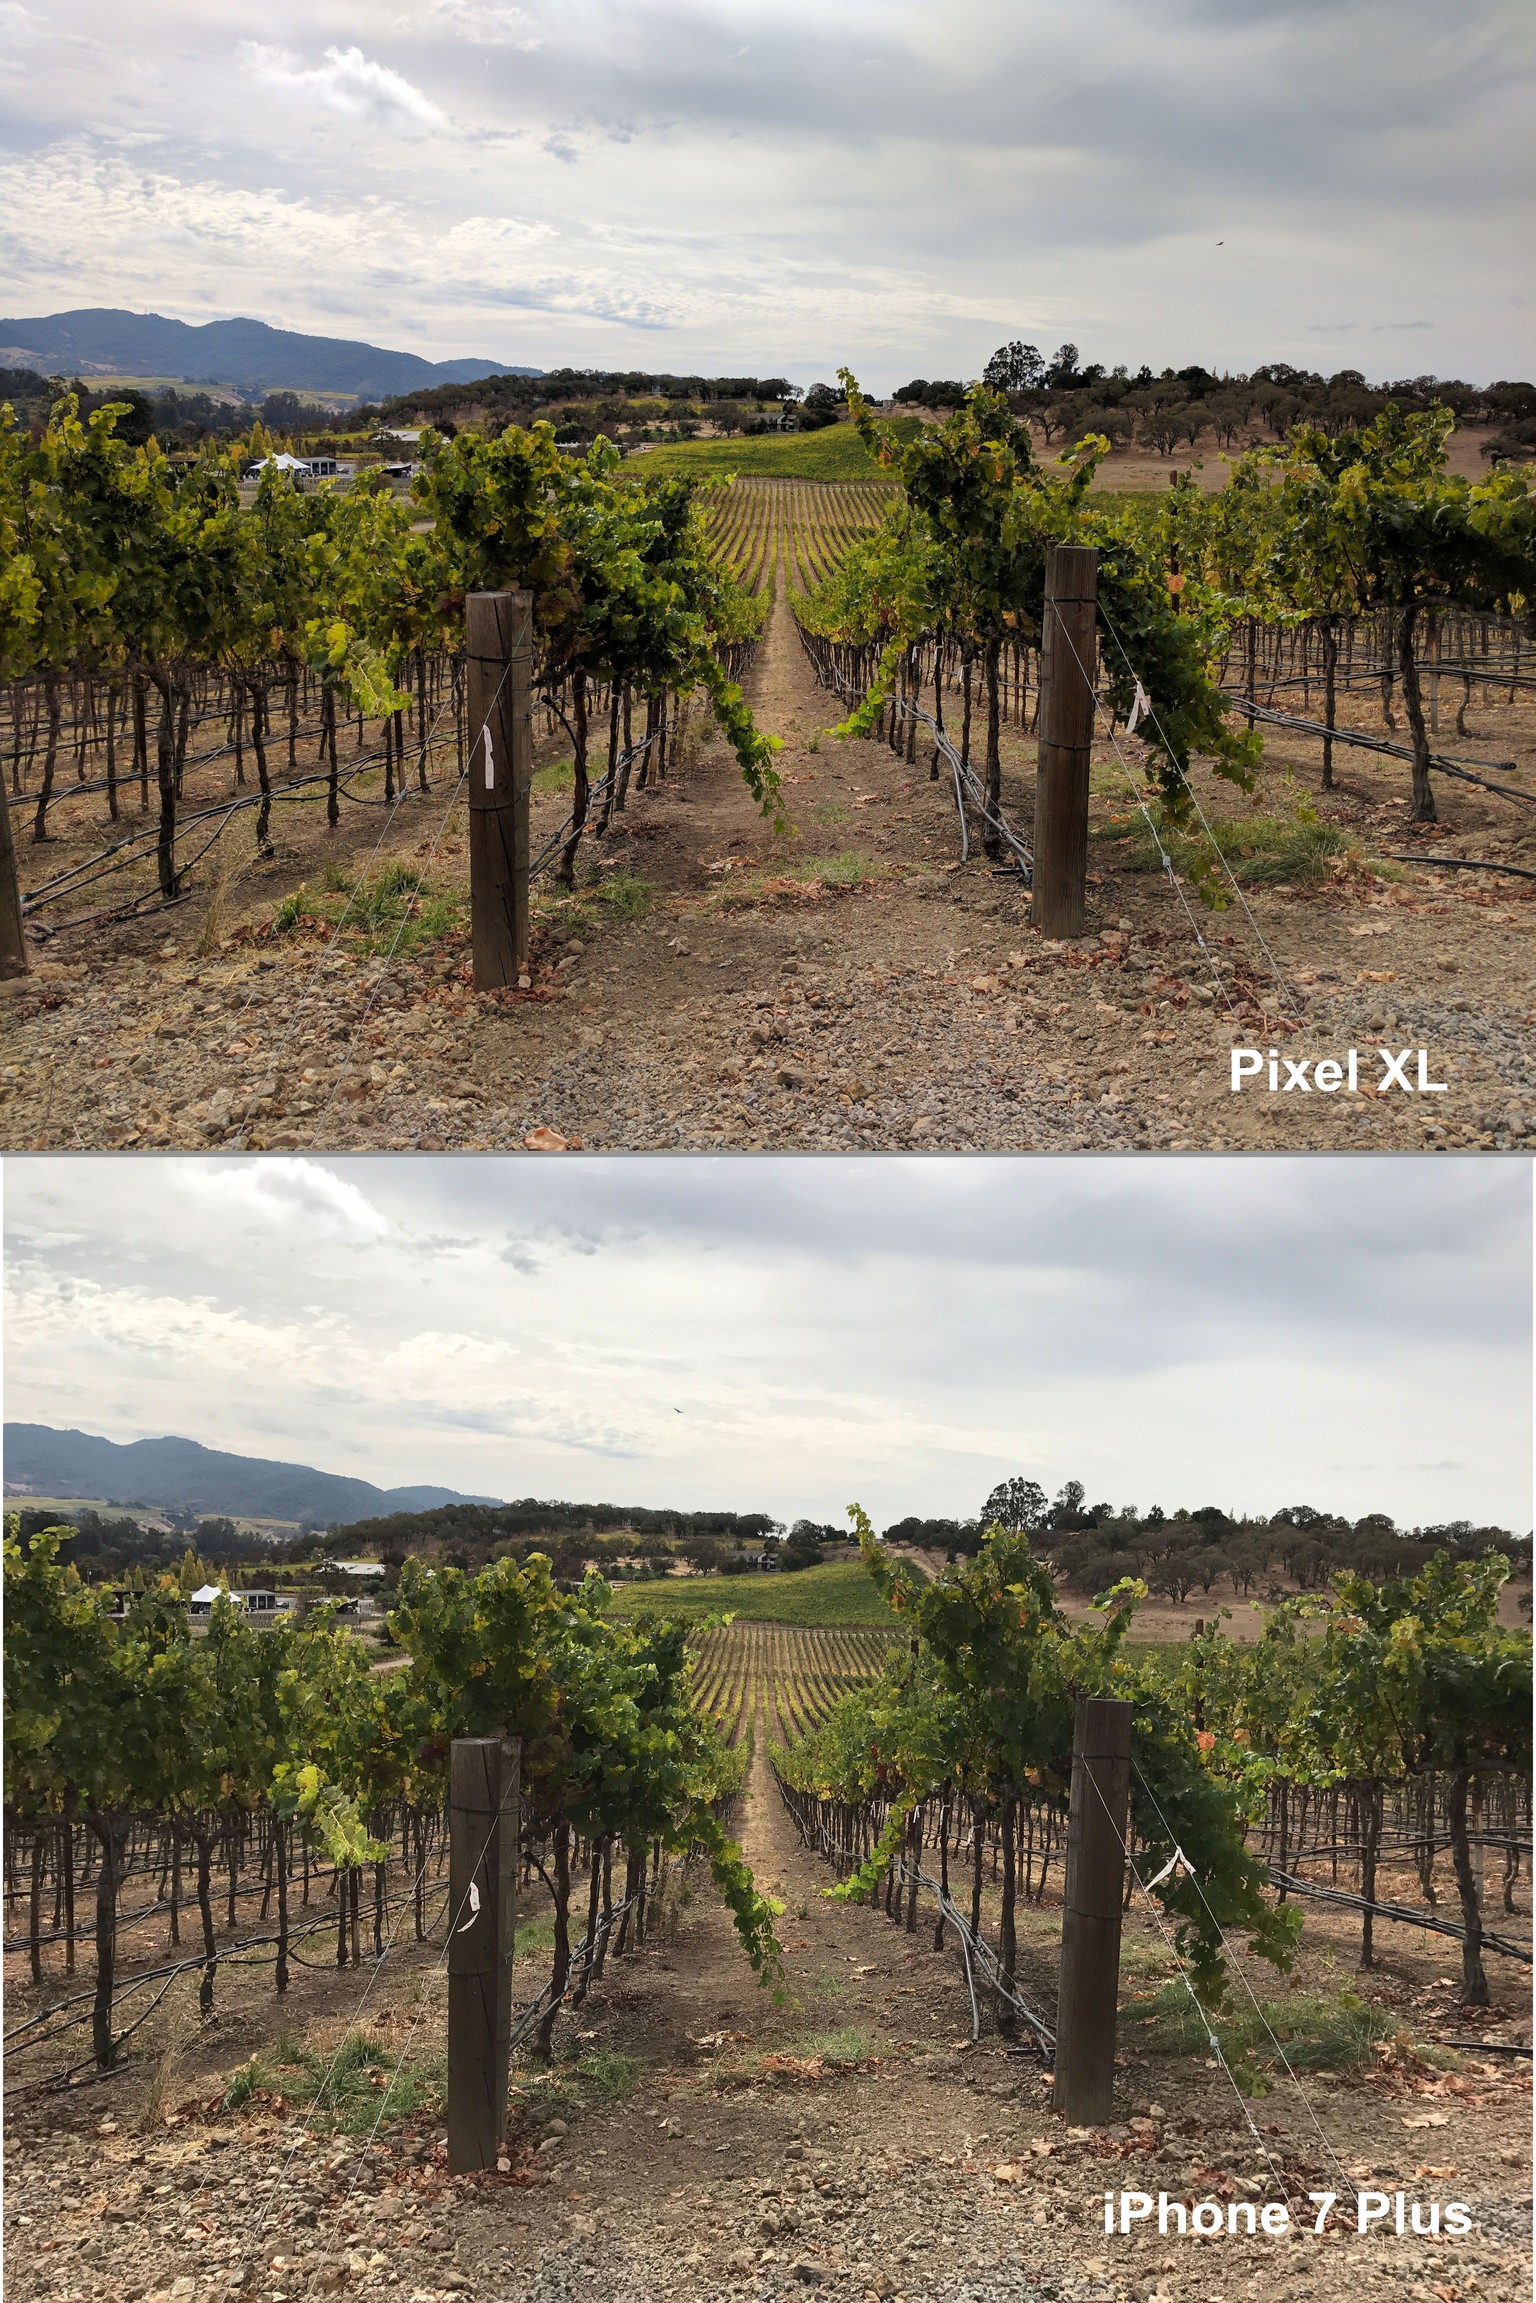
[
  {"x1": 447, "y1": 1736, "x2": 519, "y2": 2174},
  {"x1": 465, "y1": 590, "x2": 532, "y2": 990},
  {"x1": 1053, "y1": 1696, "x2": 1132, "y2": 2125},
  {"x1": 1032, "y1": 544, "x2": 1099, "y2": 940},
  {"x1": 0, "y1": 782, "x2": 28, "y2": 979}
]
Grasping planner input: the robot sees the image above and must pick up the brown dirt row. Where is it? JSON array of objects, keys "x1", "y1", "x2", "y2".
[
  {"x1": 5, "y1": 1730, "x2": 1530, "y2": 2303},
  {"x1": 3, "y1": 558, "x2": 1532, "y2": 1154}
]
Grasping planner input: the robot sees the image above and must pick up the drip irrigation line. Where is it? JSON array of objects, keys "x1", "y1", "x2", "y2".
[
  {"x1": 797, "y1": 627, "x2": 1035, "y2": 878},
  {"x1": 1383, "y1": 853, "x2": 1536, "y2": 884},
  {"x1": 4, "y1": 1874, "x2": 455, "y2": 2094},
  {"x1": 20, "y1": 741, "x2": 457, "y2": 921},
  {"x1": 1219, "y1": 694, "x2": 1524, "y2": 787},
  {"x1": 1263, "y1": 1871, "x2": 1531, "y2": 1961}
]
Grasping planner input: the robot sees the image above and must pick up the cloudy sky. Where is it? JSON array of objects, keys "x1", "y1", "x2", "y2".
[
  {"x1": 1, "y1": 1, "x2": 1531, "y2": 387},
  {"x1": 3, "y1": 1155, "x2": 1529, "y2": 1532}
]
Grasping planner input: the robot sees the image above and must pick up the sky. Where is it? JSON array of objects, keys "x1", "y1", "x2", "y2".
[
  {"x1": 3, "y1": 1155, "x2": 1529, "y2": 1533},
  {"x1": 0, "y1": 1, "x2": 1531, "y2": 389}
]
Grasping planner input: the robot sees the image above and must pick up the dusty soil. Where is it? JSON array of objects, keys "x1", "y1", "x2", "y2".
[
  {"x1": 5, "y1": 1716, "x2": 1530, "y2": 2303},
  {"x1": 3, "y1": 578, "x2": 1533, "y2": 1154}
]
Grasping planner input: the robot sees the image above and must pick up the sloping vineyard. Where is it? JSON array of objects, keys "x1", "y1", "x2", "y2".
[
  {"x1": 3, "y1": 1529, "x2": 776, "y2": 2089},
  {"x1": 687, "y1": 1620, "x2": 899, "y2": 1747},
  {"x1": 699, "y1": 477, "x2": 898, "y2": 603}
]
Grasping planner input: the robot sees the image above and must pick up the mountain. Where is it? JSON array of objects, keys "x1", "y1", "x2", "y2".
[
  {"x1": 2, "y1": 1424, "x2": 499, "y2": 1528},
  {"x1": 0, "y1": 310, "x2": 539, "y2": 401}
]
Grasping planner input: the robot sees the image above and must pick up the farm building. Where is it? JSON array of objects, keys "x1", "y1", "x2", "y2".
[{"x1": 186, "y1": 1584, "x2": 288, "y2": 1616}]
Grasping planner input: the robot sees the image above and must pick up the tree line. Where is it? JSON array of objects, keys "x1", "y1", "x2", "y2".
[
  {"x1": 885, "y1": 1476, "x2": 1528, "y2": 1604},
  {"x1": 895, "y1": 343, "x2": 1536, "y2": 465}
]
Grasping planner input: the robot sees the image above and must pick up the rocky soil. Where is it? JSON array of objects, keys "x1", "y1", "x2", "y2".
[
  {"x1": 6, "y1": 1726, "x2": 1530, "y2": 2303},
  {"x1": 4, "y1": 582, "x2": 1534, "y2": 1155}
]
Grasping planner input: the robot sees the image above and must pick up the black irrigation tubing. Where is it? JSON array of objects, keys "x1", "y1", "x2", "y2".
[
  {"x1": 1431, "y1": 2038, "x2": 1533, "y2": 2058},
  {"x1": 1384, "y1": 853, "x2": 1536, "y2": 884},
  {"x1": 1264, "y1": 1870, "x2": 1533, "y2": 1962},
  {"x1": 1220, "y1": 695, "x2": 1532, "y2": 801},
  {"x1": 4, "y1": 1869, "x2": 455, "y2": 2047},
  {"x1": 4, "y1": 1884, "x2": 459, "y2": 2096},
  {"x1": 21, "y1": 742, "x2": 460, "y2": 923},
  {"x1": 2, "y1": 1839, "x2": 435, "y2": 1955}
]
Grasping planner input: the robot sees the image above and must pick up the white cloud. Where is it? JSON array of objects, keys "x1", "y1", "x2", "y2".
[
  {"x1": 177, "y1": 1157, "x2": 389, "y2": 1239},
  {"x1": 3, "y1": 1159, "x2": 1528, "y2": 1533},
  {"x1": 429, "y1": 0, "x2": 542, "y2": 48},
  {"x1": 3, "y1": 0, "x2": 1527, "y2": 381},
  {"x1": 237, "y1": 41, "x2": 447, "y2": 133}
]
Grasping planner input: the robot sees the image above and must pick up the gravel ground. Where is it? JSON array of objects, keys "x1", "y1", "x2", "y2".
[
  {"x1": 4, "y1": 581, "x2": 1533, "y2": 1155},
  {"x1": 7, "y1": 1736, "x2": 1529, "y2": 2303}
]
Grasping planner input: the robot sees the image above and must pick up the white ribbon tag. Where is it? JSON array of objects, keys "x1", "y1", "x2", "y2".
[
  {"x1": 1126, "y1": 681, "x2": 1151, "y2": 736},
  {"x1": 456, "y1": 1880, "x2": 482, "y2": 1933},
  {"x1": 483, "y1": 726, "x2": 495, "y2": 789},
  {"x1": 1142, "y1": 1846, "x2": 1191, "y2": 1893}
]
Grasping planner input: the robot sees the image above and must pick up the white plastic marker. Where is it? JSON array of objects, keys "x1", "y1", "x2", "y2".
[
  {"x1": 1142, "y1": 1845, "x2": 1192, "y2": 1893},
  {"x1": 455, "y1": 1880, "x2": 482, "y2": 1933},
  {"x1": 1126, "y1": 680, "x2": 1152, "y2": 736},
  {"x1": 483, "y1": 725, "x2": 495, "y2": 789}
]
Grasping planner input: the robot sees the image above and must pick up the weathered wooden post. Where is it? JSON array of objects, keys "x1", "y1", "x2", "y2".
[
  {"x1": 447, "y1": 1735, "x2": 519, "y2": 2173},
  {"x1": 465, "y1": 589, "x2": 533, "y2": 990},
  {"x1": 1032, "y1": 544, "x2": 1099, "y2": 940},
  {"x1": 1053, "y1": 1695, "x2": 1132, "y2": 2124},
  {"x1": 0, "y1": 784, "x2": 28, "y2": 979}
]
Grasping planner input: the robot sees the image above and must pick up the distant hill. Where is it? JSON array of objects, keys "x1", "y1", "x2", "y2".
[
  {"x1": 0, "y1": 310, "x2": 538, "y2": 401},
  {"x1": 2, "y1": 1424, "x2": 498, "y2": 1528}
]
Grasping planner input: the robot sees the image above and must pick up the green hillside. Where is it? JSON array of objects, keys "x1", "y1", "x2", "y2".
[
  {"x1": 630, "y1": 421, "x2": 919, "y2": 482},
  {"x1": 606, "y1": 1558, "x2": 890, "y2": 1626}
]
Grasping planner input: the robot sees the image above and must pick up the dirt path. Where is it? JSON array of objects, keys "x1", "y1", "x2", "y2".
[
  {"x1": 3, "y1": 561, "x2": 1533, "y2": 1152},
  {"x1": 6, "y1": 1717, "x2": 1529, "y2": 2303}
]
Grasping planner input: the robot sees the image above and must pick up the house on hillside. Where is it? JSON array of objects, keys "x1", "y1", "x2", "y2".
[{"x1": 186, "y1": 1584, "x2": 288, "y2": 1618}]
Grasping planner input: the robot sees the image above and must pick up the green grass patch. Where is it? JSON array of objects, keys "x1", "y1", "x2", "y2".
[
  {"x1": 633, "y1": 424, "x2": 918, "y2": 481},
  {"x1": 511, "y1": 2048, "x2": 641, "y2": 2125},
  {"x1": 609, "y1": 1558, "x2": 891, "y2": 1627},
  {"x1": 534, "y1": 872, "x2": 655, "y2": 940},
  {"x1": 1121, "y1": 1983, "x2": 1397, "y2": 2091},
  {"x1": 271, "y1": 859, "x2": 464, "y2": 954},
  {"x1": 1094, "y1": 810, "x2": 1350, "y2": 887},
  {"x1": 785, "y1": 2026, "x2": 878, "y2": 2065},
  {"x1": 221, "y1": 2029, "x2": 443, "y2": 2135}
]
